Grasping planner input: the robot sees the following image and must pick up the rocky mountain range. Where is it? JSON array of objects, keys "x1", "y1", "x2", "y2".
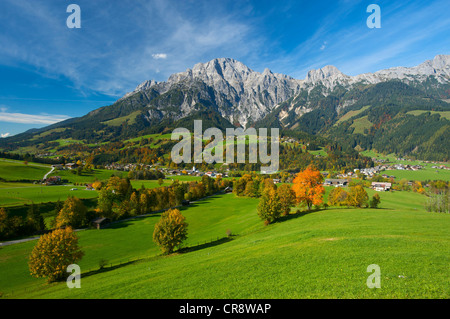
[
  {"x1": 119, "y1": 54, "x2": 450, "y2": 128},
  {"x1": 1, "y1": 54, "x2": 449, "y2": 161}
]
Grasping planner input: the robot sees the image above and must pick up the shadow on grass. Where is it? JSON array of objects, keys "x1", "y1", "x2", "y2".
[
  {"x1": 178, "y1": 194, "x2": 224, "y2": 211},
  {"x1": 178, "y1": 236, "x2": 234, "y2": 254},
  {"x1": 81, "y1": 259, "x2": 141, "y2": 279},
  {"x1": 102, "y1": 213, "x2": 161, "y2": 230},
  {"x1": 275, "y1": 208, "x2": 320, "y2": 224},
  {"x1": 103, "y1": 193, "x2": 226, "y2": 230},
  {"x1": 274, "y1": 206, "x2": 397, "y2": 225}
]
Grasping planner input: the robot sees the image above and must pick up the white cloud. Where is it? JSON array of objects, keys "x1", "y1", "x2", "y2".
[
  {"x1": 0, "y1": 112, "x2": 70, "y2": 125},
  {"x1": 152, "y1": 53, "x2": 168, "y2": 60},
  {"x1": 1, "y1": 133, "x2": 10, "y2": 138}
]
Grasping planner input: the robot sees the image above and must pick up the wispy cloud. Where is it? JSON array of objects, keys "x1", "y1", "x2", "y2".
[
  {"x1": 152, "y1": 53, "x2": 167, "y2": 60},
  {"x1": 0, "y1": 0, "x2": 262, "y2": 97},
  {"x1": 1, "y1": 133, "x2": 10, "y2": 138},
  {"x1": 0, "y1": 0, "x2": 448, "y2": 99},
  {"x1": 0, "y1": 112, "x2": 70, "y2": 125}
]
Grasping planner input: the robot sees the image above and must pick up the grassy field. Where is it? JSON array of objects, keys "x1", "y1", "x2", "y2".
[
  {"x1": 335, "y1": 105, "x2": 371, "y2": 125},
  {"x1": 350, "y1": 116, "x2": 373, "y2": 135},
  {"x1": 0, "y1": 184, "x2": 99, "y2": 207},
  {"x1": 385, "y1": 168, "x2": 450, "y2": 182},
  {"x1": 0, "y1": 189, "x2": 448, "y2": 299},
  {"x1": 359, "y1": 150, "x2": 450, "y2": 182},
  {"x1": 406, "y1": 110, "x2": 450, "y2": 120},
  {"x1": 48, "y1": 168, "x2": 126, "y2": 184},
  {"x1": 0, "y1": 159, "x2": 51, "y2": 181}
]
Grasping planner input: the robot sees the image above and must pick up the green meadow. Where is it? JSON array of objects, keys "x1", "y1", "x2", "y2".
[
  {"x1": 0, "y1": 159, "x2": 51, "y2": 181},
  {"x1": 1, "y1": 189, "x2": 448, "y2": 299},
  {"x1": 47, "y1": 168, "x2": 126, "y2": 184},
  {"x1": 0, "y1": 185, "x2": 99, "y2": 207}
]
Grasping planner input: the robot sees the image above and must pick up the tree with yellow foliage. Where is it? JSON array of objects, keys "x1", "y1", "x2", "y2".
[
  {"x1": 347, "y1": 185, "x2": 369, "y2": 208},
  {"x1": 328, "y1": 187, "x2": 348, "y2": 207},
  {"x1": 277, "y1": 183, "x2": 296, "y2": 216},
  {"x1": 257, "y1": 186, "x2": 282, "y2": 225},
  {"x1": 292, "y1": 166, "x2": 325, "y2": 210},
  {"x1": 28, "y1": 227, "x2": 84, "y2": 282},
  {"x1": 92, "y1": 180, "x2": 103, "y2": 191},
  {"x1": 55, "y1": 196, "x2": 87, "y2": 229},
  {"x1": 153, "y1": 208, "x2": 188, "y2": 254}
]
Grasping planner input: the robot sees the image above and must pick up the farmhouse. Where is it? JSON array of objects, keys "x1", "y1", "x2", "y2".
[
  {"x1": 324, "y1": 179, "x2": 348, "y2": 187},
  {"x1": 371, "y1": 182, "x2": 392, "y2": 192},
  {"x1": 91, "y1": 217, "x2": 111, "y2": 229},
  {"x1": 65, "y1": 163, "x2": 78, "y2": 170},
  {"x1": 43, "y1": 176, "x2": 61, "y2": 186}
]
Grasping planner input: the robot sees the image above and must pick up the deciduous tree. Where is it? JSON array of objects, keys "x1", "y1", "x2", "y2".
[
  {"x1": 28, "y1": 227, "x2": 84, "y2": 282},
  {"x1": 153, "y1": 208, "x2": 188, "y2": 254},
  {"x1": 277, "y1": 183, "x2": 296, "y2": 215},
  {"x1": 257, "y1": 187, "x2": 282, "y2": 225},
  {"x1": 347, "y1": 185, "x2": 369, "y2": 208},
  {"x1": 55, "y1": 196, "x2": 87, "y2": 228},
  {"x1": 292, "y1": 166, "x2": 325, "y2": 210},
  {"x1": 369, "y1": 193, "x2": 381, "y2": 208},
  {"x1": 328, "y1": 187, "x2": 348, "y2": 207}
]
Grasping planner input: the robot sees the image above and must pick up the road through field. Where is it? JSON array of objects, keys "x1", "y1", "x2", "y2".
[{"x1": 43, "y1": 166, "x2": 55, "y2": 180}]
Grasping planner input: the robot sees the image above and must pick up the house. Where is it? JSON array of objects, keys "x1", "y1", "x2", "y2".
[
  {"x1": 273, "y1": 179, "x2": 281, "y2": 184},
  {"x1": 371, "y1": 182, "x2": 392, "y2": 192},
  {"x1": 182, "y1": 200, "x2": 190, "y2": 206},
  {"x1": 91, "y1": 217, "x2": 111, "y2": 230},
  {"x1": 324, "y1": 179, "x2": 348, "y2": 187},
  {"x1": 44, "y1": 176, "x2": 61, "y2": 186},
  {"x1": 65, "y1": 163, "x2": 78, "y2": 170},
  {"x1": 224, "y1": 186, "x2": 233, "y2": 193}
]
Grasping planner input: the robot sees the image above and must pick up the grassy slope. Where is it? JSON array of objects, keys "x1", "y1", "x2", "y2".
[
  {"x1": 406, "y1": 110, "x2": 450, "y2": 120},
  {"x1": 0, "y1": 185, "x2": 99, "y2": 207},
  {"x1": 0, "y1": 159, "x2": 50, "y2": 181},
  {"x1": 1, "y1": 190, "x2": 449, "y2": 299},
  {"x1": 48, "y1": 168, "x2": 126, "y2": 184}
]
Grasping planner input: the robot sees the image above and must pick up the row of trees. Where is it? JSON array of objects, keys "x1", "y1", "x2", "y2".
[
  {"x1": 48, "y1": 175, "x2": 231, "y2": 230},
  {"x1": 256, "y1": 166, "x2": 325, "y2": 225},
  {"x1": 94, "y1": 175, "x2": 230, "y2": 222},
  {"x1": 27, "y1": 205, "x2": 190, "y2": 283},
  {"x1": 0, "y1": 204, "x2": 46, "y2": 240},
  {"x1": 233, "y1": 166, "x2": 384, "y2": 225},
  {"x1": 328, "y1": 185, "x2": 380, "y2": 208}
]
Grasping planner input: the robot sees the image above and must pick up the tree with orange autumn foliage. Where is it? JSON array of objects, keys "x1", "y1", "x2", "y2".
[
  {"x1": 28, "y1": 227, "x2": 84, "y2": 282},
  {"x1": 153, "y1": 208, "x2": 188, "y2": 254},
  {"x1": 292, "y1": 166, "x2": 325, "y2": 210}
]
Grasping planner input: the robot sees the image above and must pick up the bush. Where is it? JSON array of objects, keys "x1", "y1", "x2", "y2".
[
  {"x1": 369, "y1": 194, "x2": 381, "y2": 208},
  {"x1": 98, "y1": 258, "x2": 108, "y2": 269}
]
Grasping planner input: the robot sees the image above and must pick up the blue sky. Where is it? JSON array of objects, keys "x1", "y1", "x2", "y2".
[{"x1": 0, "y1": 0, "x2": 449, "y2": 137}]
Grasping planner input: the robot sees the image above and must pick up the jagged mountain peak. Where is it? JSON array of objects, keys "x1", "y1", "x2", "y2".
[{"x1": 305, "y1": 65, "x2": 347, "y2": 83}]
